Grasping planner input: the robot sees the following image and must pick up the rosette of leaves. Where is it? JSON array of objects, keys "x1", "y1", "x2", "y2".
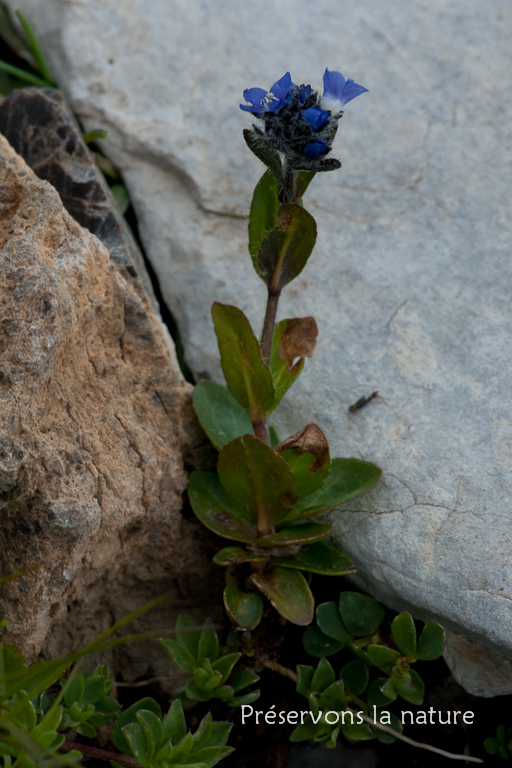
[
  {"x1": 59, "y1": 665, "x2": 120, "y2": 738},
  {"x1": 159, "y1": 616, "x2": 259, "y2": 707},
  {"x1": 303, "y1": 592, "x2": 445, "y2": 709},
  {"x1": 290, "y1": 657, "x2": 402, "y2": 748},
  {"x1": 111, "y1": 697, "x2": 233, "y2": 768}
]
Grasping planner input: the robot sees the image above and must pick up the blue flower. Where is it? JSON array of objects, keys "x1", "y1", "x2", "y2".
[
  {"x1": 240, "y1": 72, "x2": 294, "y2": 115},
  {"x1": 302, "y1": 107, "x2": 329, "y2": 131},
  {"x1": 321, "y1": 68, "x2": 368, "y2": 114},
  {"x1": 302, "y1": 139, "x2": 330, "y2": 158}
]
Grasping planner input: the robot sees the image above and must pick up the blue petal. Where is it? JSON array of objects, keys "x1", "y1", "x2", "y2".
[
  {"x1": 321, "y1": 68, "x2": 368, "y2": 111},
  {"x1": 242, "y1": 87, "x2": 267, "y2": 106},
  {"x1": 303, "y1": 139, "x2": 330, "y2": 158},
  {"x1": 271, "y1": 72, "x2": 292, "y2": 99},
  {"x1": 303, "y1": 107, "x2": 329, "y2": 131},
  {"x1": 298, "y1": 85, "x2": 312, "y2": 103}
]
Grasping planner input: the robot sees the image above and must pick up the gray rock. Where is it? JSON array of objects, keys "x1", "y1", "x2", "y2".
[{"x1": 5, "y1": 0, "x2": 512, "y2": 694}]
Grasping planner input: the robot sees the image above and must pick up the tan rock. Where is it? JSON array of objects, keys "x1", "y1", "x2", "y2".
[{"x1": 0, "y1": 134, "x2": 219, "y2": 685}]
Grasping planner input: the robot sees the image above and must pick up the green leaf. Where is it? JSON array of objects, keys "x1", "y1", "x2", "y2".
[
  {"x1": 319, "y1": 680, "x2": 347, "y2": 711},
  {"x1": 198, "y1": 619, "x2": 219, "y2": 664},
  {"x1": 316, "y1": 602, "x2": 352, "y2": 644},
  {"x1": 159, "y1": 637, "x2": 197, "y2": 673},
  {"x1": 0, "y1": 643, "x2": 27, "y2": 697},
  {"x1": 484, "y1": 737, "x2": 499, "y2": 756},
  {"x1": 211, "y1": 302, "x2": 274, "y2": 419},
  {"x1": 192, "y1": 380, "x2": 254, "y2": 450},
  {"x1": 286, "y1": 458, "x2": 382, "y2": 521},
  {"x1": 416, "y1": 621, "x2": 445, "y2": 661},
  {"x1": 391, "y1": 667, "x2": 424, "y2": 705},
  {"x1": 367, "y1": 678, "x2": 397, "y2": 708},
  {"x1": 269, "y1": 426, "x2": 281, "y2": 448},
  {"x1": 257, "y1": 203, "x2": 317, "y2": 291},
  {"x1": 162, "y1": 699, "x2": 187, "y2": 745},
  {"x1": 175, "y1": 614, "x2": 201, "y2": 659},
  {"x1": 213, "y1": 546, "x2": 266, "y2": 566},
  {"x1": 269, "y1": 317, "x2": 318, "y2": 408},
  {"x1": 217, "y1": 434, "x2": 297, "y2": 533},
  {"x1": 63, "y1": 674, "x2": 84, "y2": 707},
  {"x1": 338, "y1": 592, "x2": 385, "y2": 636},
  {"x1": 0, "y1": 60, "x2": 50, "y2": 88},
  {"x1": 372, "y1": 711, "x2": 403, "y2": 744},
  {"x1": 340, "y1": 660, "x2": 369, "y2": 696},
  {"x1": 112, "y1": 697, "x2": 161, "y2": 754},
  {"x1": 223, "y1": 586, "x2": 264, "y2": 630},
  {"x1": 250, "y1": 567, "x2": 314, "y2": 625},
  {"x1": 273, "y1": 542, "x2": 354, "y2": 576},
  {"x1": 83, "y1": 128, "x2": 108, "y2": 143},
  {"x1": 257, "y1": 521, "x2": 332, "y2": 547},
  {"x1": 391, "y1": 612, "x2": 417, "y2": 657},
  {"x1": 122, "y1": 722, "x2": 147, "y2": 762},
  {"x1": 15, "y1": 11, "x2": 53, "y2": 84},
  {"x1": 366, "y1": 645, "x2": 401, "y2": 674},
  {"x1": 111, "y1": 183, "x2": 130, "y2": 215},
  {"x1": 311, "y1": 658, "x2": 336, "y2": 693},
  {"x1": 230, "y1": 668, "x2": 260, "y2": 693},
  {"x1": 136, "y1": 709, "x2": 163, "y2": 757},
  {"x1": 296, "y1": 664, "x2": 314, "y2": 697},
  {"x1": 302, "y1": 624, "x2": 345, "y2": 657},
  {"x1": 342, "y1": 722, "x2": 376, "y2": 743},
  {"x1": 243, "y1": 129, "x2": 282, "y2": 181},
  {"x1": 188, "y1": 470, "x2": 257, "y2": 542},
  {"x1": 249, "y1": 170, "x2": 280, "y2": 268},
  {"x1": 295, "y1": 171, "x2": 316, "y2": 201}
]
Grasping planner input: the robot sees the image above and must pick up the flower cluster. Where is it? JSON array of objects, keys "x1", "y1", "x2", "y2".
[{"x1": 241, "y1": 69, "x2": 367, "y2": 173}]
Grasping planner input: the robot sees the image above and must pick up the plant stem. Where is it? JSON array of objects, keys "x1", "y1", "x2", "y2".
[
  {"x1": 260, "y1": 288, "x2": 281, "y2": 365},
  {"x1": 260, "y1": 658, "x2": 297, "y2": 681},
  {"x1": 356, "y1": 713, "x2": 483, "y2": 764},
  {"x1": 60, "y1": 742, "x2": 141, "y2": 766}
]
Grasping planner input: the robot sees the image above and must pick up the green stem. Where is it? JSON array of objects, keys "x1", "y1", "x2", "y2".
[{"x1": 260, "y1": 288, "x2": 280, "y2": 366}]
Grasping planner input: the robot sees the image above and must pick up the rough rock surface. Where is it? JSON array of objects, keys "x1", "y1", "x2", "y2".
[
  {"x1": 4, "y1": 0, "x2": 512, "y2": 695},
  {"x1": 0, "y1": 134, "x2": 218, "y2": 683}
]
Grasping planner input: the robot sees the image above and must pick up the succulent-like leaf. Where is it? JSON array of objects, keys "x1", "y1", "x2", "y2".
[
  {"x1": 217, "y1": 435, "x2": 297, "y2": 534},
  {"x1": 338, "y1": 592, "x2": 385, "y2": 636},
  {"x1": 192, "y1": 380, "x2": 254, "y2": 450},
  {"x1": 188, "y1": 470, "x2": 257, "y2": 542},
  {"x1": 302, "y1": 624, "x2": 345, "y2": 657},
  {"x1": 250, "y1": 567, "x2": 314, "y2": 625},
  {"x1": 197, "y1": 619, "x2": 219, "y2": 665},
  {"x1": 175, "y1": 614, "x2": 201, "y2": 659},
  {"x1": 342, "y1": 722, "x2": 375, "y2": 743},
  {"x1": 372, "y1": 711, "x2": 403, "y2": 744},
  {"x1": 269, "y1": 318, "x2": 318, "y2": 407},
  {"x1": 272, "y1": 542, "x2": 353, "y2": 576},
  {"x1": 340, "y1": 660, "x2": 369, "y2": 697},
  {"x1": 284, "y1": 458, "x2": 382, "y2": 521},
  {"x1": 316, "y1": 602, "x2": 352, "y2": 644},
  {"x1": 112, "y1": 697, "x2": 161, "y2": 754},
  {"x1": 249, "y1": 170, "x2": 280, "y2": 267},
  {"x1": 159, "y1": 638, "x2": 196, "y2": 674},
  {"x1": 366, "y1": 645, "x2": 401, "y2": 675},
  {"x1": 367, "y1": 678, "x2": 396, "y2": 708},
  {"x1": 257, "y1": 203, "x2": 317, "y2": 291},
  {"x1": 319, "y1": 679, "x2": 347, "y2": 711},
  {"x1": 391, "y1": 667, "x2": 424, "y2": 705},
  {"x1": 310, "y1": 657, "x2": 336, "y2": 693},
  {"x1": 416, "y1": 621, "x2": 445, "y2": 661},
  {"x1": 391, "y1": 612, "x2": 417, "y2": 657},
  {"x1": 223, "y1": 586, "x2": 264, "y2": 630}
]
